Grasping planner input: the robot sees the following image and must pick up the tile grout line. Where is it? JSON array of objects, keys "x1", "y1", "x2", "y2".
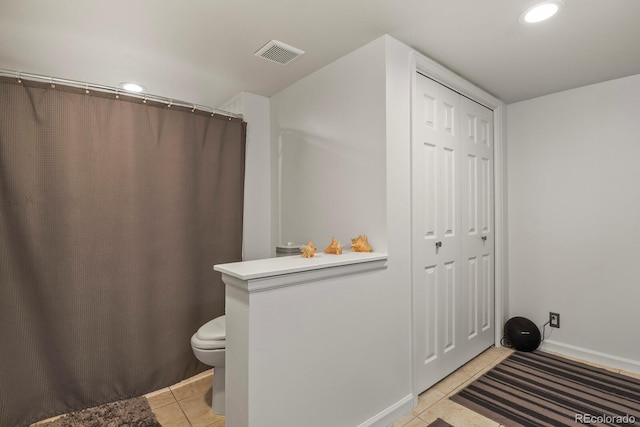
[
  {"x1": 168, "y1": 387, "x2": 196, "y2": 426},
  {"x1": 174, "y1": 396, "x2": 195, "y2": 427}
]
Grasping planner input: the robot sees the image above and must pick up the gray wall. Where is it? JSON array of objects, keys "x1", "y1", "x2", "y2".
[
  {"x1": 269, "y1": 35, "x2": 414, "y2": 422},
  {"x1": 507, "y1": 74, "x2": 640, "y2": 370}
]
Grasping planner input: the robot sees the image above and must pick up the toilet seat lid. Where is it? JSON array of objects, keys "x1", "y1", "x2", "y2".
[
  {"x1": 191, "y1": 333, "x2": 225, "y2": 350},
  {"x1": 196, "y1": 315, "x2": 226, "y2": 341}
]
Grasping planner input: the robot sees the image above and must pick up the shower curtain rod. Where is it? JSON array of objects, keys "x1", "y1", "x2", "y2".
[{"x1": 0, "y1": 69, "x2": 243, "y2": 119}]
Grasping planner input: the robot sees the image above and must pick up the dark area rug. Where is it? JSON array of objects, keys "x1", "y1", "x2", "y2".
[
  {"x1": 451, "y1": 350, "x2": 640, "y2": 427},
  {"x1": 427, "y1": 418, "x2": 453, "y2": 427},
  {"x1": 37, "y1": 396, "x2": 161, "y2": 427}
]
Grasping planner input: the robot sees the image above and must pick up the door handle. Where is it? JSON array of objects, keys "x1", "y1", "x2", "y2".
[
  {"x1": 435, "y1": 241, "x2": 442, "y2": 249},
  {"x1": 481, "y1": 235, "x2": 487, "y2": 242}
]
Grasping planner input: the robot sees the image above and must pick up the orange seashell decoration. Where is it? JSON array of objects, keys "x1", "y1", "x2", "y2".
[
  {"x1": 351, "y1": 235, "x2": 373, "y2": 252},
  {"x1": 324, "y1": 237, "x2": 343, "y2": 255},
  {"x1": 307, "y1": 240, "x2": 317, "y2": 253},
  {"x1": 301, "y1": 240, "x2": 317, "y2": 258}
]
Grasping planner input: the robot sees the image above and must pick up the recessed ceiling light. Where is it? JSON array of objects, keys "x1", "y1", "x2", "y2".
[
  {"x1": 119, "y1": 82, "x2": 146, "y2": 93},
  {"x1": 520, "y1": 0, "x2": 564, "y2": 24}
]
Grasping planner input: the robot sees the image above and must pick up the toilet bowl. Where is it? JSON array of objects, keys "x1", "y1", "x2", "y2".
[{"x1": 191, "y1": 315, "x2": 226, "y2": 415}]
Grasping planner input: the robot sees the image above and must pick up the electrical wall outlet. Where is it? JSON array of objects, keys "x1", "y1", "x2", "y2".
[{"x1": 550, "y1": 312, "x2": 560, "y2": 328}]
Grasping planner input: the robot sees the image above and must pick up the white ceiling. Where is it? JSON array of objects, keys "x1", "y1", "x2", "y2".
[{"x1": 1, "y1": 0, "x2": 639, "y2": 107}]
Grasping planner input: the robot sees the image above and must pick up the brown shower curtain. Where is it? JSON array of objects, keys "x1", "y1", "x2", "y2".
[{"x1": 0, "y1": 77, "x2": 246, "y2": 426}]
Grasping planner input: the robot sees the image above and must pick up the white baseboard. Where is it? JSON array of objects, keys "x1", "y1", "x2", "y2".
[
  {"x1": 541, "y1": 340, "x2": 640, "y2": 374},
  {"x1": 357, "y1": 394, "x2": 414, "y2": 427}
]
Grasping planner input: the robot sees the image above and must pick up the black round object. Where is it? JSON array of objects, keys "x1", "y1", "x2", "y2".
[{"x1": 504, "y1": 317, "x2": 541, "y2": 352}]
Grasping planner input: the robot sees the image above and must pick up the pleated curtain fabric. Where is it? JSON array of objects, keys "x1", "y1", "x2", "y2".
[{"x1": 0, "y1": 77, "x2": 246, "y2": 426}]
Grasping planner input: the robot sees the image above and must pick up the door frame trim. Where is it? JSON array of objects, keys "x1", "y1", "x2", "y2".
[{"x1": 409, "y1": 50, "x2": 508, "y2": 398}]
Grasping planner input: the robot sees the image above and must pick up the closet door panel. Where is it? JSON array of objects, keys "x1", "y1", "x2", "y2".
[
  {"x1": 413, "y1": 74, "x2": 463, "y2": 391},
  {"x1": 460, "y1": 97, "x2": 494, "y2": 360}
]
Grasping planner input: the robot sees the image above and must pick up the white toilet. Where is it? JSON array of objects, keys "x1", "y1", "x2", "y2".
[{"x1": 191, "y1": 315, "x2": 226, "y2": 415}]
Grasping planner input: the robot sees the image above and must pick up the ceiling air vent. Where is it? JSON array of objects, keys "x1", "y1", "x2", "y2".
[{"x1": 254, "y1": 40, "x2": 304, "y2": 65}]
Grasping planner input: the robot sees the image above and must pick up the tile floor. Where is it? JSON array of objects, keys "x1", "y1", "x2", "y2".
[
  {"x1": 392, "y1": 346, "x2": 513, "y2": 427},
  {"x1": 144, "y1": 346, "x2": 515, "y2": 427},
  {"x1": 146, "y1": 369, "x2": 224, "y2": 427},
  {"x1": 34, "y1": 346, "x2": 640, "y2": 427}
]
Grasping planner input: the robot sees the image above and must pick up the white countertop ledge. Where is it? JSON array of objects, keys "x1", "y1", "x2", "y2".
[{"x1": 214, "y1": 252, "x2": 388, "y2": 292}]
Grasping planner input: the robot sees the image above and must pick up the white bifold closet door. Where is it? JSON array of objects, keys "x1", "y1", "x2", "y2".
[{"x1": 412, "y1": 72, "x2": 495, "y2": 393}]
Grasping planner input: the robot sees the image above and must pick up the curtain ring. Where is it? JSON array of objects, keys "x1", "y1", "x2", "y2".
[
  {"x1": 16, "y1": 72, "x2": 22, "y2": 84},
  {"x1": 50, "y1": 77, "x2": 55, "y2": 89},
  {"x1": 167, "y1": 99, "x2": 173, "y2": 108},
  {"x1": 191, "y1": 105, "x2": 196, "y2": 113},
  {"x1": 115, "y1": 89, "x2": 120, "y2": 99},
  {"x1": 85, "y1": 83, "x2": 90, "y2": 94}
]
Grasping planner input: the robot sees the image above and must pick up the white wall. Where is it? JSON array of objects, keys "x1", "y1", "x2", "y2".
[
  {"x1": 269, "y1": 35, "x2": 414, "y2": 425},
  {"x1": 507, "y1": 74, "x2": 640, "y2": 371},
  {"x1": 270, "y1": 38, "x2": 387, "y2": 252},
  {"x1": 220, "y1": 92, "x2": 272, "y2": 260}
]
